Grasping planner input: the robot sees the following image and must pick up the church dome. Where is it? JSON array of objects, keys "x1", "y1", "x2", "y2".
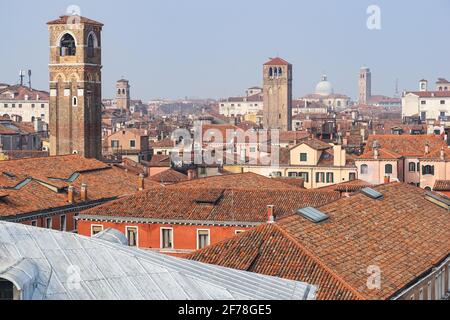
[{"x1": 315, "y1": 75, "x2": 333, "y2": 96}]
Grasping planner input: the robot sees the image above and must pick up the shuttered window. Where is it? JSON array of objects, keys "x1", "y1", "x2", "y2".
[{"x1": 197, "y1": 230, "x2": 210, "y2": 250}]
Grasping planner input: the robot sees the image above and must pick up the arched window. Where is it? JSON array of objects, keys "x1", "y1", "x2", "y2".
[
  {"x1": 122, "y1": 89, "x2": 126, "y2": 94},
  {"x1": 269, "y1": 67, "x2": 273, "y2": 77},
  {"x1": 72, "y1": 97, "x2": 78, "y2": 107},
  {"x1": 385, "y1": 164, "x2": 393, "y2": 175},
  {"x1": 439, "y1": 87, "x2": 443, "y2": 91},
  {"x1": 87, "y1": 34, "x2": 95, "y2": 58},
  {"x1": 409, "y1": 162, "x2": 416, "y2": 172},
  {"x1": 278, "y1": 67, "x2": 282, "y2": 76},
  {"x1": 273, "y1": 68, "x2": 278, "y2": 77},
  {"x1": 31, "y1": 116, "x2": 35, "y2": 122},
  {"x1": 60, "y1": 33, "x2": 76, "y2": 56},
  {"x1": 360, "y1": 164, "x2": 369, "y2": 174}
]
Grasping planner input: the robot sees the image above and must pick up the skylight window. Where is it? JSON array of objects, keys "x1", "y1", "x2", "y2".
[
  {"x1": 360, "y1": 187, "x2": 383, "y2": 200},
  {"x1": 297, "y1": 207, "x2": 329, "y2": 223},
  {"x1": 424, "y1": 192, "x2": 450, "y2": 210}
]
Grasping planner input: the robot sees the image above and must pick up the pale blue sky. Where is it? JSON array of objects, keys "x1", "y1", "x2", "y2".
[{"x1": 1, "y1": 0, "x2": 449, "y2": 101}]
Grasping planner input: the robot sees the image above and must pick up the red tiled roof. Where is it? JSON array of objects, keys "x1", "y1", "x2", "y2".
[
  {"x1": 0, "y1": 155, "x2": 157, "y2": 218},
  {"x1": 79, "y1": 185, "x2": 340, "y2": 224},
  {"x1": 171, "y1": 173, "x2": 302, "y2": 190},
  {"x1": 279, "y1": 183, "x2": 450, "y2": 300},
  {"x1": 185, "y1": 223, "x2": 362, "y2": 300},
  {"x1": 360, "y1": 135, "x2": 446, "y2": 159},
  {"x1": 149, "y1": 169, "x2": 188, "y2": 184},
  {"x1": 264, "y1": 57, "x2": 291, "y2": 66},
  {"x1": 47, "y1": 15, "x2": 104, "y2": 26},
  {"x1": 433, "y1": 180, "x2": 450, "y2": 191},
  {"x1": 187, "y1": 183, "x2": 450, "y2": 300},
  {"x1": 406, "y1": 91, "x2": 450, "y2": 98},
  {"x1": 0, "y1": 85, "x2": 49, "y2": 101}
]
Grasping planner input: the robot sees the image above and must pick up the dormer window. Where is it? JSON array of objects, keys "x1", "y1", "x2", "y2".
[{"x1": 60, "y1": 33, "x2": 76, "y2": 56}]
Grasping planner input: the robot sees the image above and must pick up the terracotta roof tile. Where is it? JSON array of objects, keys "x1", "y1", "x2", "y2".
[
  {"x1": 187, "y1": 183, "x2": 450, "y2": 300},
  {"x1": 79, "y1": 184, "x2": 340, "y2": 224}
]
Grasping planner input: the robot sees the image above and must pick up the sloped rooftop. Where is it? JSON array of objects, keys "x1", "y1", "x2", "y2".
[{"x1": 0, "y1": 221, "x2": 316, "y2": 300}]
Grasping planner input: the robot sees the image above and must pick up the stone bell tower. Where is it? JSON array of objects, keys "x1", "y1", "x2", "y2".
[{"x1": 47, "y1": 15, "x2": 103, "y2": 159}]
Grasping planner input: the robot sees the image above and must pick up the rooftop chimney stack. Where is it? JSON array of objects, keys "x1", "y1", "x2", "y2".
[
  {"x1": 374, "y1": 148, "x2": 379, "y2": 160},
  {"x1": 267, "y1": 205, "x2": 275, "y2": 224},
  {"x1": 67, "y1": 186, "x2": 75, "y2": 204},
  {"x1": 425, "y1": 143, "x2": 430, "y2": 155},
  {"x1": 440, "y1": 147, "x2": 445, "y2": 160},
  {"x1": 138, "y1": 174, "x2": 145, "y2": 191},
  {"x1": 80, "y1": 183, "x2": 88, "y2": 202}
]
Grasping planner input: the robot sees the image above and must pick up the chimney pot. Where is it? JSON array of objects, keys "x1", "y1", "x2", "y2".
[
  {"x1": 425, "y1": 143, "x2": 430, "y2": 154},
  {"x1": 267, "y1": 205, "x2": 275, "y2": 224},
  {"x1": 138, "y1": 173, "x2": 145, "y2": 191},
  {"x1": 384, "y1": 176, "x2": 391, "y2": 184},
  {"x1": 80, "y1": 183, "x2": 88, "y2": 202},
  {"x1": 67, "y1": 186, "x2": 75, "y2": 204}
]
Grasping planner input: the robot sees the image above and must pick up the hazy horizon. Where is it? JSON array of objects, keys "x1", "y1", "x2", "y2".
[{"x1": 1, "y1": 0, "x2": 449, "y2": 101}]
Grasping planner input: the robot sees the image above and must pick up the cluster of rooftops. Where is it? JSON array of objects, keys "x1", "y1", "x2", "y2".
[{"x1": 0, "y1": 154, "x2": 449, "y2": 300}]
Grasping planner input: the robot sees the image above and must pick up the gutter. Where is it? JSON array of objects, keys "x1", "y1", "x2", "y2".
[
  {"x1": 0, "y1": 197, "x2": 118, "y2": 223},
  {"x1": 77, "y1": 214, "x2": 262, "y2": 228}
]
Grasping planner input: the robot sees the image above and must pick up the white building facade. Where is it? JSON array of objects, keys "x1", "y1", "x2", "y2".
[
  {"x1": 0, "y1": 85, "x2": 50, "y2": 123},
  {"x1": 402, "y1": 79, "x2": 450, "y2": 121}
]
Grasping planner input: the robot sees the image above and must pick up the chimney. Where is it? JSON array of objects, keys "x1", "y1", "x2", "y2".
[
  {"x1": 384, "y1": 176, "x2": 391, "y2": 184},
  {"x1": 138, "y1": 173, "x2": 145, "y2": 191},
  {"x1": 425, "y1": 143, "x2": 430, "y2": 155},
  {"x1": 440, "y1": 147, "x2": 445, "y2": 160},
  {"x1": 67, "y1": 186, "x2": 75, "y2": 204},
  {"x1": 80, "y1": 183, "x2": 88, "y2": 202},
  {"x1": 267, "y1": 205, "x2": 275, "y2": 224},
  {"x1": 374, "y1": 148, "x2": 379, "y2": 160},
  {"x1": 187, "y1": 169, "x2": 195, "y2": 180}
]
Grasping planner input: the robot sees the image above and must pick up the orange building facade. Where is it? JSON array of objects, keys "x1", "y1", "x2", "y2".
[{"x1": 77, "y1": 219, "x2": 252, "y2": 254}]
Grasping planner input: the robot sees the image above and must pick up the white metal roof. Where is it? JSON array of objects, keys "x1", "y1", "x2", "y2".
[{"x1": 0, "y1": 222, "x2": 316, "y2": 300}]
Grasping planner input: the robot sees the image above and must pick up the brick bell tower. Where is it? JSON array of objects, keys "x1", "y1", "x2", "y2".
[
  {"x1": 263, "y1": 57, "x2": 293, "y2": 131},
  {"x1": 47, "y1": 15, "x2": 103, "y2": 159}
]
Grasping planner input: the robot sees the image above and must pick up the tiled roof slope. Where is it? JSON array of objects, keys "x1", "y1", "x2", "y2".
[
  {"x1": 0, "y1": 155, "x2": 157, "y2": 218},
  {"x1": 80, "y1": 186, "x2": 340, "y2": 224},
  {"x1": 279, "y1": 183, "x2": 450, "y2": 300},
  {"x1": 170, "y1": 173, "x2": 304, "y2": 189},
  {"x1": 47, "y1": 15, "x2": 103, "y2": 26},
  {"x1": 186, "y1": 223, "x2": 362, "y2": 300},
  {"x1": 361, "y1": 135, "x2": 446, "y2": 158},
  {"x1": 150, "y1": 169, "x2": 188, "y2": 184},
  {"x1": 186, "y1": 183, "x2": 450, "y2": 300},
  {"x1": 0, "y1": 221, "x2": 316, "y2": 300}
]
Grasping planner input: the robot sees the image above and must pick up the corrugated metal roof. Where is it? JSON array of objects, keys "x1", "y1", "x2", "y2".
[{"x1": 0, "y1": 222, "x2": 316, "y2": 300}]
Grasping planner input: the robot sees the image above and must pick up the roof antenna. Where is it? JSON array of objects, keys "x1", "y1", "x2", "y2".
[
  {"x1": 27, "y1": 70, "x2": 32, "y2": 90},
  {"x1": 19, "y1": 70, "x2": 25, "y2": 86}
]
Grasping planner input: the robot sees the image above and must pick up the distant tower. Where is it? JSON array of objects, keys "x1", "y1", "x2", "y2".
[
  {"x1": 115, "y1": 79, "x2": 130, "y2": 112},
  {"x1": 47, "y1": 15, "x2": 103, "y2": 159},
  {"x1": 359, "y1": 67, "x2": 372, "y2": 105},
  {"x1": 263, "y1": 57, "x2": 292, "y2": 131},
  {"x1": 419, "y1": 79, "x2": 428, "y2": 92}
]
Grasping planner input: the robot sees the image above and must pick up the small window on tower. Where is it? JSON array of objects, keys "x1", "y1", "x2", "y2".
[
  {"x1": 72, "y1": 97, "x2": 78, "y2": 107},
  {"x1": 269, "y1": 67, "x2": 273, "y2": 77},
  {"x1": 87, "y1": 34, "x2": 95, "y2": 58}
]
